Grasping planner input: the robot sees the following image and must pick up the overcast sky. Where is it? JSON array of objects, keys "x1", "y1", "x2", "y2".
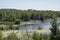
[{"x1": 0, "y1": 0, "x2": 60, "y2": 11}]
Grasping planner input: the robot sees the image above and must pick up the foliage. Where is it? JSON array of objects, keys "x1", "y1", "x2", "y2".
[
  {"x1": 3, "y1": 32, "x2": 19, "y2": 40},
  {"x1": 0, "y1": 22, "x2": 15, "y2": 25},
  {"x1": 0, "y1": 26, "x2": 3, "y2": 30},
  {"x1": 3, "y1": 26, "x2": 9, "y2": 30},
  {"x1": 32, "y1": 32, "x2": 50, "y2": 40},
  {"x1": 15, "y1": 19, "x2": 20, "y2": 24},
  {"x1": 9, "y1": 24, "x2": 19, "y2": 30},
  {"x1": 0, "y1": 30, "x2": 60, "y2": 40},
  {"x1": 32, "y1": 32, "x2": 40, "y2": 40},
  {"x1": 37, "y1": 27, "x2": 42, "y2": 30},
  {"x1": 0, "y1": 32, "x2": 3, "y2": 40},
  {"x1": 0, "y1": 9, "x2": 60, "y2": 22},
  {"x1": 50, "y1": 15, "x2": 60, "y2": 40}
]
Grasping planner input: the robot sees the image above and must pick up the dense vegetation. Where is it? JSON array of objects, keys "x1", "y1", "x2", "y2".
[
  {"x1": 0, "y1": 9, "x2": 60, "y2": 22},
  {"x1": 0, "y1": 17, "x2": 60, "y2": 40},
  {"x1": 0, "y1": 9, "x2": 60, "y2": 40},
  {"x1": 50, "y1": 15, "x2": 60, "y2": 40},
  {"x1": 0, "y1": 30, "x2": 60, "y2": 40}
]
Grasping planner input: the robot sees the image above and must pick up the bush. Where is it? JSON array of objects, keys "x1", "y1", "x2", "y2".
[
  {"x1": 3, "y1": 33, "x2": 19, "y2": 40},
  {"x1": 32, "y1": 32, "x2": 50, "y2": 40},
  {"x1": 37, "y1": 27, "x2": 42, "y2": 30},
  {"x1": 32, "y1": 32, "x2": 40, "y2": 40},
  {"x1": 0, "y1": 22, "x2": 15, "y2": 25},
  {"x1": 15, "y1": 19, "x2": 20, "y2": 24},
  {"x1": 13, "y1": 26, "x2": 19, "y2": 30},
  {"x1": 0, "y1": 32, "x2": 3, "y2": 40},
  {"x1": 3, "y1": 26, "x2": 9, "y2": 30},
  {"x1": 9, "y1": 24, "x2": 14, "y2": 30},
  {"x1": 9, "y1": 24, "x2": 19, "y2": 30},
  {"x1": 0, "y1": 26, "x2": 9, "y2": 30},
  {"x1": 0, "y1": 26, "x2": 3, "y2": 30}
]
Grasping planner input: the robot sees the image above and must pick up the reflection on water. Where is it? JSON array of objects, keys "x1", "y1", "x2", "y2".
[{"x1": 19, "y1": 17, "x2": 60, "y2": 30}]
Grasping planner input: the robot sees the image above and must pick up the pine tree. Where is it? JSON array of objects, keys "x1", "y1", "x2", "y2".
[{"x1": 50, "y1": 15, "x2": 58, "y2": 40}]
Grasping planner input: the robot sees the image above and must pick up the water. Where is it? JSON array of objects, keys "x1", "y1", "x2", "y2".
[{"x1": 19, "y1": 17, "x2": 60, "y2": 30}]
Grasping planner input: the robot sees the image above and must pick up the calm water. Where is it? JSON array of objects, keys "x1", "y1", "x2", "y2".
[{"x1": 19, "y1": 17, "x2": 60, "y2": 30}]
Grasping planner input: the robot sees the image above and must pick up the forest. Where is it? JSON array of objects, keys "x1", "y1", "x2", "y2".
[
  {"x1": 0, "y1": 9, "x2": 60, "y2": 22},
  {"x1": 0, "y1": 9, "x2": 60, "y2": 40}
]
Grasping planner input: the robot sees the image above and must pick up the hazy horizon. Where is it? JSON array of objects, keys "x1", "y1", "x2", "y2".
[{"x1": 0, "y1": 0, "x2": 60, "y2": 11}]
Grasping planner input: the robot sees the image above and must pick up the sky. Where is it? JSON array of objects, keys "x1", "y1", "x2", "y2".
[{"x1": 0, "y1": 0, "x2": 60, "y2": 11}]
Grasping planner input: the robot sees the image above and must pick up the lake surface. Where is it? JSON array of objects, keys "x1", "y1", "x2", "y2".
[{"x1": 19, "y1": 17, "x2": 60, "y2": 30}]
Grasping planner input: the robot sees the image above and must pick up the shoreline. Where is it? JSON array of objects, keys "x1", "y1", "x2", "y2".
[
  {"x1": 0, "y1": 20, "x2": 41, "y2": 27},
  {"x1": 20, "y1": 20, "x2": 41, "y2": 26},
  {"x1": 1, "y1": 29, "x2": 50, "y2": 37}
]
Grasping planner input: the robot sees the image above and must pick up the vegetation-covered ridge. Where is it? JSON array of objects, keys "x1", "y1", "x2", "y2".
[{"x1": 0, "y1": 9, "x2": 60, "y2": 22}]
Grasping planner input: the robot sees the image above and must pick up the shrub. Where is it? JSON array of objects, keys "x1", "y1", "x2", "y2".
[
  {"x1": 3, "y1": 32, "x2": 19, "y2": 40},
  {"x1": 32, "y1": 32, "x2": 40, "y2": 40},
  {"x1": 0, "y1": 26, "x2": 3, "y2": 30},
  {"x1": 15, "y1": 19, "x2": 20, "y2": 24},
  {"x1": 0, "y1": 32, "x2": 3, "y2": 40},
  {"x1": 37, "y1": 27, "x2": 42, "y2": 30},
  {"x1": 3, "y1": 26, "x2": 9, "y2": 30}
]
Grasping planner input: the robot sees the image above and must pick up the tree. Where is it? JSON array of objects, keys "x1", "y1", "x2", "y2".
[
  {"x1": 15, "y1": 19, "x2": 20, "y2": 24},
  {"x1": 50, "y1": 15, "x2": 59, "y2": 40},
  {"x1": 40, "y1": 14, "x2": 44, "y2": 22}
]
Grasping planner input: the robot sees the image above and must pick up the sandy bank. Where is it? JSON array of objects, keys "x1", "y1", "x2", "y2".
[{"x1": 1, "y1": 29, "x2": 50, "y2": 37}]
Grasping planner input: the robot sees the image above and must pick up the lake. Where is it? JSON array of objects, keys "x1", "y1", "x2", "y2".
[{"x1": 19, "y1": 17, "x2": 60, "y2": 31}]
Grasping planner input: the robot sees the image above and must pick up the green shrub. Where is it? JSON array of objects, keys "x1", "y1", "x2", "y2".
[
  {"x1": 32, "y1": 32, "x2": 50, "y2": 40},
  {"x1": 15, "y1": 19, "x2": 20, "y2": 24},
  {"x1": 0, "y1": 32, "x2": 3, "y2": 40},
  {"x1": 3, "y1": 26, "x2": 9, "y2": 30},
  {"x1": 13, "y1": 26, "x2": 19, "y2": 30},
  {"x1": 3, "y1": 33, "x2": 19, "y2": 40},
  {"x1": 9, "y1": 24, "x2": 19, "y2": 30},
  {"x1": 32, "y1": 32, "x2": 40, "y2": 40},
  {"x1": 37, "y1": 27, "x2": 42, "y2": 30},
  {"x1": 9, "y1": 24, "x2": 14, "y2": 30},
  {"x1": 0, "y1": 22, "x2": 15, "y2": 25},
  {"x1": 0, "y1": 26, "x2": 3, "y2": 30}
]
